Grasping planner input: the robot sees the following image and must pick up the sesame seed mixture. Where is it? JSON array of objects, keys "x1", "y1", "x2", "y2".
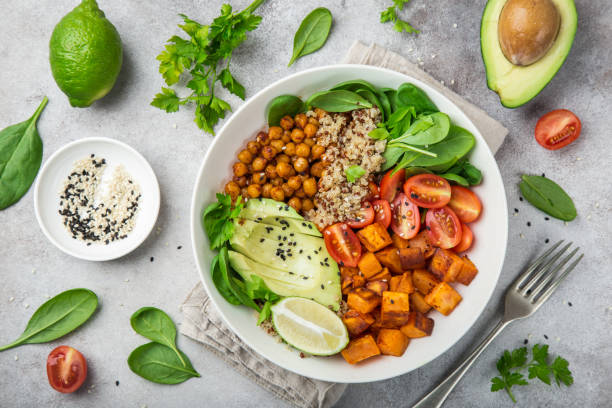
[{"x1": 58, "y1": 154, "x2": 141, "y2": 245}]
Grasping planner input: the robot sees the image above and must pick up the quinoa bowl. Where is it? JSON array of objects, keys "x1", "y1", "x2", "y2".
[{"x1": 190, "y1": 65, "x2": 508, "y2": 382}]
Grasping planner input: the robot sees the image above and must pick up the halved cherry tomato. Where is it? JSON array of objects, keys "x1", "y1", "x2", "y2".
[
  {"x1": 535, "y1": 109, "x2": 581, "y2": 150},
  {"x1": 367, "y1": 181, "x2": 380, "y2": 200},
  {"x1": 448, "y1": 186, "x2": 482, "y2": 223},
  {"x1": 47, "y1": 346, "x2": 87, "y2": 393},
  {"x1": 379, "y1": 168, "x2": 405, "y2": 202},
  {"x1": 454, "y1": 223, "x2": 473, "y2": 252},
  {"x1": 390, "y1": 193, "x2": 421, "y2": 239},
  {"x1": 323, "y1": 223, "x2": 362, "y2": 267},
  {"x1": 346, "y1": 202, "x2": 375, "y2": 229},
  {"x1": 425, "y1": 206, "x2": 462, "y2": 249},
  {"x1": 404, "y1": 174, "x2": 451, "y2": 209},
  {"x1": 372, "y1": 199, "x2": 392, "y2": 228}
]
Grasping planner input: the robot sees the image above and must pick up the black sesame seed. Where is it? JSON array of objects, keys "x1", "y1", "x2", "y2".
[
  {"x1": 527, "y1": 222, "x2": 531, "y2": 227},
  {"x1": 545, "y1": 238, "x2": 550, "y2": 243},
  {"x1": 523, "y1": 339, "x2": 528, "y2": 345},
  {"x1": 544, "y1": 334, "x2": 548, "y2": 339},
  {"x1": 150, "y1": 257, "x2": 154, "y2": 262},
  {"x1": 545, "y1": 217, "x2": 549, "y2": 221},
  {"x1": 115, "y1": 380, "x2": 120, "y2": 386},
  {"x1": 568, "y1": 301, "x2": 573, "y2": 307},
  {"x1": 514, "y1": 208, "x2": 519, "y2": 213},
  {"x1": 321, "y1": 284, "x2": 325, "y2": 289},
  {"x1": 177, "y1": 246, "x2": 182, "y2": 250},
  {"x1": 260, "y1": 238, "x2": 265, "y2": 243},
  {"x1": 519, "y1": 197, "x2": 523, "y2": 201}
]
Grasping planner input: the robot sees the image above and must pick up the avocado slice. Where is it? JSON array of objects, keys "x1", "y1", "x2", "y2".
[
  {"x1": 481, "y1": 0, "x2": 577, "y2": 107},
  {"x1": 239, "y1": 208, "x2": 322, "y2": 237},
  {"x1": 228, "y1": 251, "x2": 341, "y2": 310},
  {"x1": 244, "y1": 197, "x2": 302, "y2": 219}
]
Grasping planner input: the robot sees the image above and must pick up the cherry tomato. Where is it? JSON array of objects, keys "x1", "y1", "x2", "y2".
[
  {"x1": 323, "y1": 223, "x2": 362, "y2": 267},
  {"x1": 404, "y1": 174, "x2": 451, "y2": 209},
  {"x1": 425, "y1": 206, "x2": 462, "y2": 249},
  {"x1": 535, "y1": 109, "x2": 581, "y2": 150},
  {"x1": 454, "y1": 223, "x2": 473, "y2": 252},
  {"x1": 379, "y1": 168, "x2": 405, "y2": 202},
  {"x1": 47, "y1": 346, "x2": 87, "y2": 393},
  {"x1": 346, "y1": 202, "x2": 375, "y2": 229},
  {"x1": 367, "y1": 181, "x2": 380, "y2": 200},
  {"x1": 447, "y1": 186, "x2": 482, "y2": 223},
  {"x1": 372, "y1": 199, "x2": 392, "y2": 229},
  {"x1": 390, "y1": 193, "x2": 421, "y2": 239}
]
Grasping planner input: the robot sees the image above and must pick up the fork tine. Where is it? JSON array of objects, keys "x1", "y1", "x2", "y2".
[
  {"x1": 519, "y1": 242, "x2": 572, "y2": 294},
  {"x1": 527, "y1": 247, "x2": 579, "y2": 301},
  {"x1": 513, "y1": 240, "x2": 564, "y2": 289},
  {"x1": 533, "y1": 253, "x2": 583, "y2": 305}
]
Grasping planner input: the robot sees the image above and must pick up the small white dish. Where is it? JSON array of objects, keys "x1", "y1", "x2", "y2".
[{"x1": 34, "y1": 137, "x2": 160, "y2": 261}]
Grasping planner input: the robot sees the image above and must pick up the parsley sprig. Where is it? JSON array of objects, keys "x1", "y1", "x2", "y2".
[
  {"x1": 202, "y1": 193, "x2": 245, "y2": 250},
  {"x1": 491, "y1": 344, "x2": 573, "y2": 403},
  {"x1": 152, "y1": 0, "x2": 266, "y2": 135},
  {"x1": 380, "y1": 0, "x2": 419, "y2": 34}
]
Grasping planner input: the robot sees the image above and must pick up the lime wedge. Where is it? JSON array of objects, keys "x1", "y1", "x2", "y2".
[{"x1": 271, "y1": 297, "x2": 349, "y2": 356}]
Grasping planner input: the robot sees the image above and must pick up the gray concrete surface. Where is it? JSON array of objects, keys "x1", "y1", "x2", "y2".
[{"x1": 1, "y1": 0, "x2": 611, "y2": 407}]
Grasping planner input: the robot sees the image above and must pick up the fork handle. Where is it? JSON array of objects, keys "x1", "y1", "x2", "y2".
[{"x1": 412, "y1": 319, "x2": 510, "y2": 408}]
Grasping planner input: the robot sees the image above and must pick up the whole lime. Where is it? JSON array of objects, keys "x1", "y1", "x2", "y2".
[{"x1": 49, "y1": 0, "x2": 123, "y2": 108}]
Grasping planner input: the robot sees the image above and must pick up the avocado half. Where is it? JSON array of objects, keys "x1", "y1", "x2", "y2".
[{"x1": 480, "y1": 0, "x2": 577, "y2": 108}]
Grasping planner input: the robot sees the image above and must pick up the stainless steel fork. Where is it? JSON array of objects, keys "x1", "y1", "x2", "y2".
[{"x1": 412, "y1": 240, "x2": 584, "y2": 408}]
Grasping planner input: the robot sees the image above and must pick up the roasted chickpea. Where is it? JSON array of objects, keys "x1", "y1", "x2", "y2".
[
  {"x1": 294, "y1": 157, "x2": 309, "y2": 173},
  {"x1": 288, "y1": 167, "x2": 297, "y2": 178},
  {"x1": 268, "y1": 126, "x2": 283, "y2": 140},
  {"x1": 262, "y1": 183, "x2": 273, "y2": 198},
  {"x1": 225, "y1": 181, "x2": 240, "y2": 199},
  {"x1": 284, "y1": 142, "x2": 296, "y2": 156},
  {"x1": 303, "y1": 177, "x2": 317, "y2": 197},
  {"x1": 304, "y1": 123, "x2": 318, "y2": 138},
  {"x1": 303, "y1": 137, "x2": 316, "y2": 147},
  {"x1": 290, "y1": 128, "x2": 305, "y2": 143},
  {"x1": 272, "y1": 177, "x2": 284, "y2": 186},
  {"x1": 282, "y1": 130, "x2": 292, "y2": 143},
  {"x1": 251, "y1": 157, "x2": 267, "y2": 172},
  {"x1": 296, "y1": 143, "x2": 310, "y2": 158},
  {"x1": 287, "y1": 176, "x2": 302, "y2": 190},
  {"x1": 237, "y1": 149, "x2": 253, "y2": 164},
  {"x1": 276, "y1": 161, "x2": 292, "y2": 178},
  {"x1": 251, "y1": 172, "x2": 267, "y2": 185},
  {"x1": 276, "y1": 154, "x2": 291, "y2": 163},
  {"x1": 302, "y1": 198, "x2": 314, "y2": 211},
  {"x1": 294, "y1": 187, "x2": 306, "y2": 198},
  {"x1": 270, "y1": 139, "x2": 284, "y2": 153},
  {"x1": 280, "y1": 115, "x2": 294, "y2": 130},
  {"x1": 233, "y1": 175, "x2": 248, "y2": 187},
  {"x1": 288, "y1": 197, "x2": 302, "y2": 211},
  {"x1": 265, "y1": 164, "x2": 278, "y2": 179},
  {"x1": 307, "y1": 117, "x2": 319, "y2": 126},
  {"x1": 261, "y1": 145, "x2": 277, "y2": 160},
  {"x1": 310, "y1": 161, "x2": 325, "y2": 178},
  {"x1": 270, "y1": 186, "x2": 285, "y2": 202},
  {"x1": 247, "y1": 141, "x2": 260, "y2": 155},
  {"x1": 256, "y1": 131, "x2": 270, "y2": 146},
  {"x1": 294, "y1": 113, "x2": 308, "y2": 129},
  {"x1": 311, "y1": 144, "x2": 325, "y2": 160},
  {"x1": 282, "y1": 183, "x2": 295, "y2": 198},
  {"x1": 233, "y1": 162, "x2": 248, "y2": 177},
  {"x1": 247, "y1": 183, "x2": 262, "y2": 198}
]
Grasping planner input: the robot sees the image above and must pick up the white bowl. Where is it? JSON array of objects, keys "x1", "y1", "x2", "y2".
[
  {"x1": 190, "y1": 65, "x2": 508, "y2": 383},
  {"x1": 34, "y1": 137, "x2": 160, "y2": 261}
]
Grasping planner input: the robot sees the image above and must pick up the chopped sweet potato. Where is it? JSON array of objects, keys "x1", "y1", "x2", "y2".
[
  {"x1": 407, "y1": 231, "x2": 435, "y2": 258},
  {"x1": 368, "y1": 267, "x2": 392, "y2": 282},
  {"x1": 391, "y1": 233, "x2": 410, "y2": 249},
  {"x1": 358, "y1": 252, "x2": 383, "y2": 279},
  {"x1": 357, "y1": 223, "x2": 393, "y2": 252},
  {"x1": 341, "y1": 335, "x2": 381, "y2": 364},
  {"x1": 412, "y1": 269, "x2": 440, "y2": 295},
  {"x1": 341, "y1": 276, "x2": 354, "y2": 295},
  {"x1": 400, "y1": 311, "x2": 435, "y2": 338},
  {"x1": 366, "y1": 280, "x2": 389, "y2": 296},
  {"x1": 395, "y1": 271, "x2": 415, "y2": 295},
  {"x1": 375, "y1": 247, "x2": 403, "y2": 274},
  {"x1": 424, "y1": 282, "x2": 462, "y2": 316},
  {"x1": 377, "y1": 329, "x2": 410, "y2": 356},
  {"x1": 352, "y1": 274, "x2": 366, "y2": 288},
  {"x1": 347, "y1": 287, "x2": 381, "y2": 314},
  {"x1": 455, "y1": 256, "x2": 478, "y2": 285},
  {"x1": 399, "y1": 247, "x2": 426, "y2": 269},
  {"x1": 380, "y1": 291, "x2": 411, "y2": 327},
  {"x1": 389, "y1": 275, "x2": 402, "y2": 292},
  {"x1": 342, "y1": 310, "x2": 375, "y2": 337},
  {"x1": 429, "y1": 248, "x2": 463, "y2": 282},
  {"x1": 368, "y1": 308, "x2": 384, "y2": 335},
  {"x1": 410, "y1": 292, "x2": 432, "y2": 314},
  {"x1": 340, "y1": 266, "x2": 359, "y2": 281}
]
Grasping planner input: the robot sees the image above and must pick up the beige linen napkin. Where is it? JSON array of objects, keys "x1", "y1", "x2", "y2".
[{"x1": 180, "y1": 41, "x2": 508, "y2": 408}]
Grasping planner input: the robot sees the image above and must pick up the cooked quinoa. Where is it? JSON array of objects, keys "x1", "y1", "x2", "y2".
[{"x1": 304, "y1": 108, "x2": 386, "y2": 229}]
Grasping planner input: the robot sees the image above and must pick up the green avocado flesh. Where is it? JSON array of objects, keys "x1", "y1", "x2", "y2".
[
  {"x1": 244, "y1": 197, "x2": 302, "y2": 219},
  {"x1": 229, "y1": 218, "x2": 341, "y2": 310},
  {"x1": 480, "y1": 0, "x2": 577, "y2": 108},
  {"x1": 238, "y1": 208, "x2": 321, "y2": 237}
]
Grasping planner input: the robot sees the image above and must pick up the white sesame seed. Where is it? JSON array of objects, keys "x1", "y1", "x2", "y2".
[
  {"x1": 24, "y1": 303, "x2": 29, "y2": 309},
  {"x1": 576, "y1": 157, "x2": 582, "y2": 161},
  {"x1": 520, "y1": 233, "x2": 524, "y2": 239},
  {"x1": 431, "y1": 54, "x2": 436, "y2": 59},
  {"x1": 8, "y1": 297, "x2": 14, "y2": 302},
  {"x1": 453, "y1": 23, "x2": 458, "y2": 28},
  {"x1": 595, "y1": 202, "x2": 600, "y2": 208},
  {"x1": 172, "y1": 123, "x2": 177, "y2": 129},
  {"x1": 31, "y1": 268, "x2": 36, "y2": 274},
  {"x1": 451, "y1": 80, "x2": 455, "y2": 85},
  {"x1": 408, "y1": 48, "x2": 413, "y2": 52},
  {"x1": 14, "y1": 355, "x2": 18, "y2": 361}
]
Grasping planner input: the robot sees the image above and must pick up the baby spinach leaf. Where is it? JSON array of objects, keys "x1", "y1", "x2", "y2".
[
  {"x1": 130, "y1": 307, "x2": 186, "y2": 366},
  {"x1": 211, "y1": 253, "x2": 241, "y2": 305},
  {"x1": 381, "y1": 146, "x2": 405, "y2": 171},
  {"x1": 307, "y1": 90, "x2": 373, "y2": 112},
  {"x1": 396, "y1": 83, "x2": 438, "y2": 113},
  {"x1": 519, "y1": 175, "x2": 577, "y2": 221},
  {"x1": 266, "y1": 95, "x2": 305, "y2": 126},
  {"x1": 445, "y1": 159, "x2": 483, "y2": 185},
  {"x1": 243, "y1": 275, "x2": 280, "y2": 303},
  {"x1": 219, "y1": 246, "x2": 260, "y2": 311},
  {"x1": 396, "y1": 112, "x2": 450, "y2": 146},
  {"x1": 439, "y1": 173, "x2": 469, "y2": 186},
  {"x1": 376, "y1": 89, "x2": 392, "y2": 120},
  {"x1": 0, "y1": 288, "x2": 98, "y2": 352},
  {"x1": 0, "y1": 96, "x2": 48, "y2": 210},
  {"x1": 329, "y1": 79, "x2": 378, "y2": 94},
  {"x1": 128, "y1": 342, "x2": 200, "y2": 384},
  {"x1": 409, "y1": 125, "x2": 475, "y2": 171},
  {"x1": 288, "y1": 7, "x2": 332, "y2": 66},
  {"x1": 356, "y1": 89, "x2": 384, "y2": 120}
]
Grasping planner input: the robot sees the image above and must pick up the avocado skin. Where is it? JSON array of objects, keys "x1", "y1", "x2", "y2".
[{"x1": 480, "y1": 0, "x2": 578, "y2": 108}]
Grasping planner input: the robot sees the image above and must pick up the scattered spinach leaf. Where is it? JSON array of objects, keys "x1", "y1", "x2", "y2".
[
  {"x1": 0, "y1": 96, "x2": 48, "y2": 210},
  {"x1": 130, "y1": 307, "x2": 186, "y2": 366},
  {"x1": 128, "y1": 342, "x2": 200, "y2": 384},
  {"x1": 345, "y1": 165, "x2": 366, "y2": 183},
  {"x1": 288, "y1": 7, "x2": 332, "y2": 66},
  {"x1": 408, "y1": 125, "x2": 475, "y2": 171},
  {"x1": 330, "y1": 79, "x2": 378, "y2": 94},
  {"x1": 396, "y1": 83, "x2": 438, "y2": 113},
  {"x1": 307, "y1": 90, "x2": 373, "y2": 112},
  {"x1": 0, "y1": 288, "x2": 98, "y2": 352},
  {"x1": 396, "y1": 112, "x2": 450, "y2": 146},
  {"x1": 218, "y1": 246, "x2": 260, "y2": 311},
  {"x1": 444, "y1": 159, "x2": 483, "y2": 185},
  {"x1": 266, "y1": 95, "x2": 305, "y2": 126},
  {"x1": 439, "y1": 173, "x2": 469, "y2": 186},
  {"x1": 211, "y1": 252, "x2": 241, "y2": 305},
  {"x1": 356, "y1": 89, "x2": 384, "y2": 119},
  {"x1": 202, "y1": 193, "x2": 244, "y2": 249},
  {"x1": 519, "y1": 175, "x2": 576, "y2": 221}
]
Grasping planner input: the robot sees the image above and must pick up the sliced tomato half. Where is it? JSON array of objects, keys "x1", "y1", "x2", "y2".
[
  {"x1": 347, "y1": 202, "x2": 375, "y2": 229},
  {"x1": 425, "y1": 206, "x2": 462, "y2": 249},
  {"x1": 323, "y1": 223, "x2": 362, "y2": 267},
  {"x1": 47, "y1": 346, "x2": 88, "y2": 393},
  {"x1": 535, "y1": 109, "x2": 581, "y2": 150},
  {"x1": 390, "y1": 193, "x2": 421, "y2": 239},
  {"x1": 454, "y1": 223, "x2": 473, "y2": 252},
  {"x1": 448, "y1": 186, "x2": 482, "y2": 223},
  {"x1": 372, "y1": 199, "x2": 392, "y2": 229},
  {"x1": 379, "y1": 168, "x2": 405, "y2": 202},
  {"x1": 404, "y1": 174, "x2": 451, "y2": 209}
]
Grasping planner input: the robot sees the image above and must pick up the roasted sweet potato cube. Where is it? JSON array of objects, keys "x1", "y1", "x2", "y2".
[
  {"x1": 368, "y1": 308, "x2": 384, "y2": 335},
  {"x1": 342, "y1": 310, "x2": 375, "y2": 337},
  {"x1": 412, "y1": 269, "x2": 440, "y2": 295},
  {"x1": 395, "y1": 271, "x2": 415, "y2": 295},
  {"x1": 399, "y1": 247, "x2": 425, "y2": 270},
  {"x1": 347, "y1": 287, "x2": 381, "y2": 314},
  {"x1": 341, "y1": 335, "x2": 381, "y2": 364},
  {"x1": 358, "y1": 252, "x2": 383, "y2": 279},
  {"x1": 341, "y1": 276, "x2": 354, "y2": 295},
  {"x1": 377, "y1": 329, "x2": 410, "y2": 356},
  {"x1": 400, "y1": 311, "x2": 435, "y2": 338},
  {"x1": 366, "y1": 280, "x2": 389, "y2": 296},
  {"x1": 380, "y1": 291, "x2": 411, "y2": 327},
  {"x1": 375, "y1": 247, "x2": 403, "y2": 274},
  {"x1": 352, "y1": 274, "x2": 366, "y2": 288},
  {"x1": 389, "y1": 275, "x2": 402, "y2": 292},
  {"x1": 340, "y1": 266, "x2": 359, "y2": 281},
  {"x1": 424, "y1": 282, "x2": 462, "y2": 316},
  {"x1": 391, "y1": 233, "x2": 410, "y2": 249},
  {"x1": 407, "y1": 231, "x2": 435, "y2": 258},
  {"x1": 455, "y1": 256, "x2": 478, "y2": 285},
  {"x1": 357, "y1": 223, "x2": 393, "y2": 252},
  {"x1": 429, "y1": 248, "x2": 463, "y2": 282},
  {"x1": 368, "y1": 267, "x2": 392, "y2": 282},
  {"x1": 410, "y1": 292, "x2": 432, "y2": 314}
]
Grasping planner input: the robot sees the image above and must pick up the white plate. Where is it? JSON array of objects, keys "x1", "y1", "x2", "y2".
[
  {"x1": 191, "y1": 65, "x2": 508, "y2": 383},
  {"x1": 34, "y1": 137, "x2": 160, "y2": 261}
]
